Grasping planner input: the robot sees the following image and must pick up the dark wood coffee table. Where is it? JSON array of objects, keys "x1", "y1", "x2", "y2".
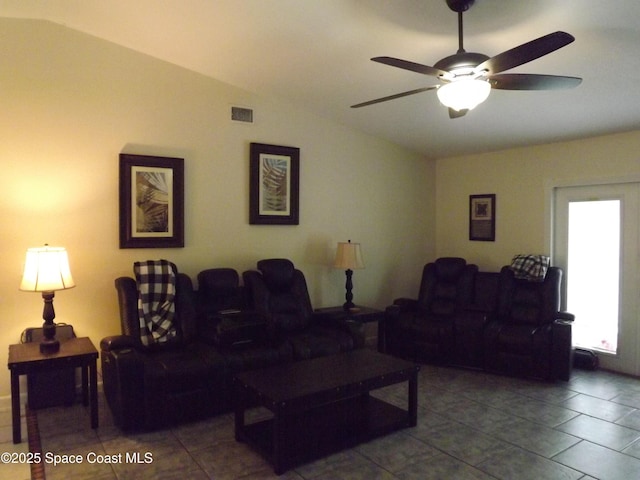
[{"x1": 234, "y1": 349, "x2": 419, "y2": 474}]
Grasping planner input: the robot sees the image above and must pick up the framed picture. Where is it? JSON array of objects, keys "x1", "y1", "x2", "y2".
[
  {"x1": 469, "y1": 194, "x2": 496, "y2": 241},
  {"x1": 249, "y1": 142, "x2": 300, "y2": 225},
  {"x1": 119, "y1": 153, "x2": 184, "y2": 248}
]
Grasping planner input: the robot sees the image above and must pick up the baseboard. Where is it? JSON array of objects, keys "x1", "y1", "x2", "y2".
[{"x1": 0, "y1": 380, "x2": 104, "y2": 411}]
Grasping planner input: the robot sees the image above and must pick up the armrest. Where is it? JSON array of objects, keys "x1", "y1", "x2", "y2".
[
  {"x1": 386, "y1": 297, "x2": 421, "y2": 316},
  {"x1": 392, "y1": 298, "x2": 419, "y2": 312},
  {"x1": 100, "y1": 335, "x2": 138, "y2": 352},
  {"x1": 555, "y1": 311, "x2": 575, "y2": 323},
  {"x1": 100, "y1": 340, "x2": 147, "y2": 431},
  {"x1": 551, "y1": 312, "x2": 574, "y2": 381},
  {"x1": 213, "y1": 311, "x2": 267, "y2": 348}
]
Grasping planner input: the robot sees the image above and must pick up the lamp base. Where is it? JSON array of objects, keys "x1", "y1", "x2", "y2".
[
  {"x1": 40, "y1": 291, "x2": 60, "y2": 354},
  {"x1": 342, "y1": 269, "x2": 355, "y2": 311},
  {"x1": 40, "y1": 338, "x2": 60, "y2": 354},
  {"x1": 342, "y1": 301, "x2": 356, "y2": 311}
]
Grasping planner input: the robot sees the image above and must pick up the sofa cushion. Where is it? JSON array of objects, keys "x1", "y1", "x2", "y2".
[
  {"x1": 143, "y1": 345, "x2": 227, "y2": 394},
  {"x1": 505, "y1": 280, "x2": 545, "y2": 326},
  {"x1": 434, "y1": 257, "x2": 468, "y2": 280},
  {"x1": 222, "y1": 343, "x2": 288, "y2": 373},
  {"x1": 257, "y1": 258, "x2": 296, "y2": 293},
  {"x1": 417, "y1": 257, "x2": 477, "y2": 314},
  {"x1": 497, "y1": 324, "x2": 538, "y2": 354},
  {"x1": 197, "y1": 268, "x2": 246, "y2": 313},
  {"x1": 430, "y1": 282, "x2": 459, "y2": 316},
  {"x1": 269, "y1": 295, "x2": 309, "y2": 332},
  {"x1": 398, "y1": 313, "x2": 454, "y2": 349}
]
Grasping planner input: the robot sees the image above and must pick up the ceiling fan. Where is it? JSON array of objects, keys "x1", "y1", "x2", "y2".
[{"x1": 351, "y1": 0, "x2": 582, "y2": 118}]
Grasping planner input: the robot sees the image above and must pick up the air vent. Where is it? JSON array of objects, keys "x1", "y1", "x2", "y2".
[{"x1": 231, "y1": 106, "x2": 254, "y2": 123}]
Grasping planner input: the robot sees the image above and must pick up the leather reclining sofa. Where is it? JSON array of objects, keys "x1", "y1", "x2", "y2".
[
  {"x1": 382, "y1": 257, "x2": 574, "y2": 381},
  {"x1": 101, "y1": 259, "x2": 364, "y2": 431}
]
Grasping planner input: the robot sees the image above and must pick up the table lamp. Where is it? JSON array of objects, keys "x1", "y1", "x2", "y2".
[
  {"x1": 333, "y1": 240, "x2": 365, "y2": 311},
  {"x1": 20, "y1": 245, "x2": 75, "y2": 354}
]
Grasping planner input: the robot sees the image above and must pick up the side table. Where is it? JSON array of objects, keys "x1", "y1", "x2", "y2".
[
  {"x1": 7, "y1": 336, "x2": 99, "y2": 444},
  {"x1": 314, "y1": 305, "x2": 385, "y2": 351}
]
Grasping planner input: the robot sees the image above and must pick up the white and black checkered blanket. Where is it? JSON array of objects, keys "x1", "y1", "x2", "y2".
[
  {"x1": 510, "y1": 254, "x2": 550, "y2": 282},
  {"x1": 134, "y1": 260, "x2": 177, "y2": 346}
]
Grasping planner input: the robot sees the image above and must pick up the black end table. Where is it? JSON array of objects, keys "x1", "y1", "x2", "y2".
[
  {"x1": 8, "y1": 336, "x2": 99, "y2": 443},
  {"x1": 315, "y1": 305, "x2": 385, "y2": 351}
]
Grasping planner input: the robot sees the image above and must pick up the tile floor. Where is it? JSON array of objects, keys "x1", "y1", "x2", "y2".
[
  {"x1": 3, "y1": 364, "x2": 640, "y2": 479},
  {"x1": 0, "y1": 404, "x2": 30, "y2": 480}
]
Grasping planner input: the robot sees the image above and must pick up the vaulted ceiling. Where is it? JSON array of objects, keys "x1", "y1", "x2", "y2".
[{"x1": 3, "y1": 0, "x2": 640, "y2": 159}]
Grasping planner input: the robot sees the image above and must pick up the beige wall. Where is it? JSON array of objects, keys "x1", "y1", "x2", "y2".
[
  {"x1": 435, "y1": 130, "x2": 640, "y2": 271},
  {"x1": 0, "y1": 18, "x2": 434, "y2": 398}
]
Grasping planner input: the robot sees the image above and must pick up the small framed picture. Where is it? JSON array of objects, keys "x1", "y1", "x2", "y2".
[
  {"x1": 119, "y1": 153, "x2": 184, "y2": 248},
  {"x1": 469, "y1": 194, "x2": 496, "y2": 241},
  {"x1": 249, "y1": 143, "x2": 300, "y2": 225}
]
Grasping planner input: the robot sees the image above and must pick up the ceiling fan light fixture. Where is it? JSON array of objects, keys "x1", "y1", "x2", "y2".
[
  {"x1": 437, "y1": 78, "x2": 491, "y2": 111},
  {"x1": 354, "y1": 2, "x2": 580, "y2": 115}
]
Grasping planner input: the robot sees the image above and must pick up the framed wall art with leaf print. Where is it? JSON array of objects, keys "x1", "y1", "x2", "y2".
[
  {"x1": 249, "y1": 143, "x2": 300, "y2": 225},
  {"x1": 119, "y1": 153, "x2": 184, "y2": 248}
]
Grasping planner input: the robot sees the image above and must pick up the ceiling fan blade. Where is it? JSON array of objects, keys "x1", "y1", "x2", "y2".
[
  {"x1": 476, "y1": 31, "x2": 575, "y2": 75},
  {"x1": 372, "y1": 56, "x2": 448, "y2": 78},
  {"x1": 448, "y1": 108, "x2": 468, "y2": 119},
  {"x1": 489, "y1": 73, "x2": 582, "y2": 90},
  {"x1": 351, "y1": 86, "x2": 437, "y2": 108}
]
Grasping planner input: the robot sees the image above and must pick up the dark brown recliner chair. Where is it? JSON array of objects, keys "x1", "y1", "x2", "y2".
[
  {"x1": 101, "y1": 270, "x2": 229, "y2": 431},
  {"x1": 483, "y1": 266, "x2": 574, "y2": 380},
  {"x1": 242, "y1": 258, "x2": 365, "y2": 359},
  {"x1": 383, "y1": 257, "x2": 478, "y2": 363}
]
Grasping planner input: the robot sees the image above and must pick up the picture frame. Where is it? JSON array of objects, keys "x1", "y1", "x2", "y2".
[
  {"x1": 469, "y1": 194, "x2": 496, "y2": 241},
  {"x1": 249, "y1": 142, "x2": 300, "y2": 225},
  {"x1": 119, "y1": 153, "x2": 184, "y2": 248}
]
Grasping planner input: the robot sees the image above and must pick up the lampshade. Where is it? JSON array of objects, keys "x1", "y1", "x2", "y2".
[
  {"x1": 334, "y1": 241, "x2": 365, "y2": 270},
  {"x1": 437, "y1": 78, "x2": 491, "y2": 112},
  {"x1": 20, "y1": 246, "x2": 75, "y2": 292}
]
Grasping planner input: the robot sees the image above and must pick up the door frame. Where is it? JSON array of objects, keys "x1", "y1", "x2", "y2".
[{"x1": 546, "y1": 175, "x2": 640, "y2": 375}]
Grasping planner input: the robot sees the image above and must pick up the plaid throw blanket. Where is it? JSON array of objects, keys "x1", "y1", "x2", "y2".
[
  {"x1": 134, "y1": 260, "x2": 178, "y2": 346},
  {"x1": 510, "y1": 255, "x2": 550, "y2": 282}
]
